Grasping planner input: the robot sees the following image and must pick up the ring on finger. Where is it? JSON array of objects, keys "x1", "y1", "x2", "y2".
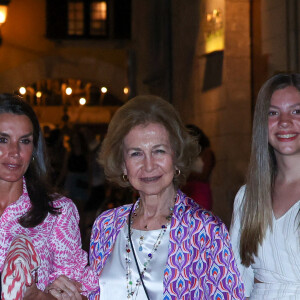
[{"x1": 48, "y1": 288, "x2": 64, "y2": 294}]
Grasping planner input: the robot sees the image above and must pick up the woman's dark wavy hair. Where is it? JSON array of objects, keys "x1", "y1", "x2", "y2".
[{"x1": 0, "y1": 94, "x2": 59, "y2": 227}]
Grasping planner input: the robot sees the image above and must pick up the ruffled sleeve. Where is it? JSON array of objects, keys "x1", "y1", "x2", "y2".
[{"x1": 48, "y1": 198, "x2": 98, "y2": 294}]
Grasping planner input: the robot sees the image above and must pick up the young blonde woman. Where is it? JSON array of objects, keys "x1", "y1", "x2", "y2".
[{"x1": 230, "y1": 73, "x2": 300, "y2": 299}]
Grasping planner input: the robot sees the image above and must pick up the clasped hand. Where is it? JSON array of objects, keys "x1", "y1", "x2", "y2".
[{"x1": 24, "y1": 276, "x2": 83, "y2": 300}]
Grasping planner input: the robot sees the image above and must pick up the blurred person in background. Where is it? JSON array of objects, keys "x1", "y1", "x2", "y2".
[
  {"x1": 63, "y1": 130, "x2": 89, "y2": 210},
  {"x1": 182, "y1": 124, "x2": 215, "y2": 210}
]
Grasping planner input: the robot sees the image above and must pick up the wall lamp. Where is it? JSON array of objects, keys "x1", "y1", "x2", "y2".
[{"x1": 0, "y1": 0, "x2": 10, "y2": 45}]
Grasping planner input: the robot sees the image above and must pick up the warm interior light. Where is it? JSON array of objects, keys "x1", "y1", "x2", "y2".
[
  {"x1": 93, "y1": 1, "x2": 107, "y2": 20},
  {"x1": 66, "y1": 87, "x2": 72, "y2": 95},
  {"x1": 19, "y1": 87, "x2": 26, "y2": 95},
  {"x1": 0, "y1": 5, "x2": 8, "y2": 24},
  {"x1": 205, "y1": 8, "x2": 224, "y2": 53},
  {"x1": 123, "y1": 87, "x2": 129, "y2": 95},
  {"x1": 36, "y1": 91, "x2": 42, "y2": 98},
  {"x1": 101, "y1": 87, "x2": 107, "y2": 93},
  {"x1": 206, "y1": 13, "x2": 212, "y2": 22},
  {"x1": 79, "y1": 97, "x2": 86, "y2": 105}
]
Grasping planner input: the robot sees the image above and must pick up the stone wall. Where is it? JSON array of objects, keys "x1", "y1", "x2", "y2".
[
  {"x1": 172, "y1": 0, "x2": 252, "y2": 226},
  {"x1": 260, "y1": 0, "x2": 300, "y2": 74}
]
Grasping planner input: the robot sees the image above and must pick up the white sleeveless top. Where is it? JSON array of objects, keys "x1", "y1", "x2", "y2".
[
  {"x1": 230, "y1": 186, "x2": 300, "y2": 299},
  {"x1": 99, "y1": 223, "x2": 170, "y2": 299}
]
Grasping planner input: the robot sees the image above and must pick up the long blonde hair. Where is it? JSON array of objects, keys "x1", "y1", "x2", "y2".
[{"x1": 240, "y1": 73, "x2": 300, "y2": 266}]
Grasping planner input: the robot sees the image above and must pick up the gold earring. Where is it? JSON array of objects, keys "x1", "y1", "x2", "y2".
[
  {"x1": 122, "y1": 174, "x2": 128, "y2": 182},
  {"x1": 175, "y1": 169, "x2": 181, "y2": 177}
]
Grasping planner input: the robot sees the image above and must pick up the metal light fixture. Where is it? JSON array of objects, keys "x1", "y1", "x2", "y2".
[{"x1": 0, "y1": 0, "x2": 10, "y2": 45}]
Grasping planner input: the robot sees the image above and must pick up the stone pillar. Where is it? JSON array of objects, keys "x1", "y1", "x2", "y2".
[{"x1": 211, "y1": 0, "x2": 252, "y2": 226}]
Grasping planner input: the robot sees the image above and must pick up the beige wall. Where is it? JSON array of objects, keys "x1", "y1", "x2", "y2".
[
  {"x1": 260, "y1": 0, "x2": 300, "y2": 75},
  {"x1": 172, "y1": 0, "x2": 252, "y2": 226}
]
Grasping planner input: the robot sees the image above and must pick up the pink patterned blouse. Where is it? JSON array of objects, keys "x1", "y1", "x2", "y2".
[{"x1": 0, "y1": 178, "x2": 98, "y2": 294}]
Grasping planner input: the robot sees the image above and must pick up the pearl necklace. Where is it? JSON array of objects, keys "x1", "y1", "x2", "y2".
[{"x1": 125, "y1": 198, "x2": 174, "y2": 299}]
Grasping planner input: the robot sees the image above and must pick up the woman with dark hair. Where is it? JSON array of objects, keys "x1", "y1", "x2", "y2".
[
  {"x1": 0, "y1": 94, "x2": 96, "y2": 299},
  {"x1": 230, "y1": 73, "x2": 300, "y2": 299},
  {"x1": 182, "y1": 124, "x2": 215, "y2": 210},
  {"x1": 86, "y1": 95, "x2": 244, "y2": 299}
]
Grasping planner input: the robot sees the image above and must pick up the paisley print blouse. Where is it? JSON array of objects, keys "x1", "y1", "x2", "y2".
[{"x1": 89, "y1": 190, "x2": 244, "y2": 299}]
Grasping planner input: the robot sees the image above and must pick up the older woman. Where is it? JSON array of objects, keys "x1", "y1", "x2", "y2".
[
  {"x1": 0, "y1": 94, "x2": 96, "y2": 299},
  {"x1": 230, "y1": 73, "x2": 300, "y2": 299},
  {"x1": 88, "y1": 95, "x2": 244, "y2": 299}
]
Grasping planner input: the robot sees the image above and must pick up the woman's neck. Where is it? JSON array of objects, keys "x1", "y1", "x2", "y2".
[
  {"x1": 131, "y1": 187, "x2": 177, "y2": 230},
  {"x1": 272, "y1": 154, "x2": 300, "y2": 218},
  {"x1": 0, "y1": 179, "x2": 23, "y2": 215},
  {"x1": 275, "y1": 154, "x2": 300, "y2": 183},
  {"x1": 139, "y1": 187, "x2": 176, "y2": 215}
]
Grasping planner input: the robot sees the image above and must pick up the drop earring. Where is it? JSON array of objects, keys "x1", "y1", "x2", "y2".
[{"x1": 122, "y1": 174, "x2": 128, "y2": 182}]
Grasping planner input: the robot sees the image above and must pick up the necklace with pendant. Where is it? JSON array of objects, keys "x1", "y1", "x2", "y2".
[
  {"x1": 130, "y1": 198, "x2": 174, "y2": 230},
  {"x1": 136, "y1": 209, "x2": 173, "y2": 251}
]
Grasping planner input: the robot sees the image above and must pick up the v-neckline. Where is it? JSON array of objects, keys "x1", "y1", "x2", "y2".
[{"x1": 272, "y1": 200, "x2": 300, "y2": 221}]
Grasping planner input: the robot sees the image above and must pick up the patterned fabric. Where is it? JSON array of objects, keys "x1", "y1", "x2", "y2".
[
  {"x1": 1, "y1": 235, "x2": 40, "y2": 300},
  {"x1": 0, "y1": 178, "x2": 98, "y2": 294},
  {"x1": 89, "y1": 190, "x2": 244, "y2": 299}
]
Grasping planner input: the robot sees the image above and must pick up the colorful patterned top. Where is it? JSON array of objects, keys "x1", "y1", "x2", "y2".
[
  {"x1": 89, "y1": 190, "x2": 244, "y2": 299},
  {"x1": 0, "y1": 178, "x2": 98, "y2": 294}
]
